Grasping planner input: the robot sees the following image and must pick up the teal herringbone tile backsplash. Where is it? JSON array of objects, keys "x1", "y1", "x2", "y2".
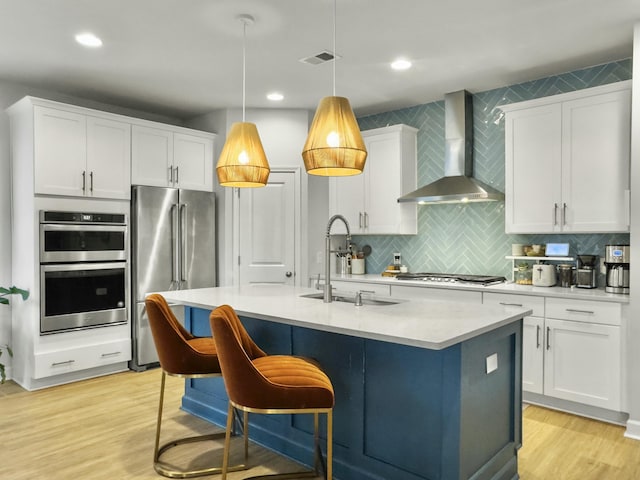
[{"x1": 355, "y1": 60, "x2": 631, "y2": 278}]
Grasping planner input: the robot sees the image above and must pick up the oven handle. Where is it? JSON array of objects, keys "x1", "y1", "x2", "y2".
[
  {"x1": 40, "y1": 224, "x2": 127, "y2": 232},
  {"x1": 41, "y1": 262, "x2": 127, "y2": 273},
  {"x1": 180, "y1": 203, "x2": 187, "y2": 283}
]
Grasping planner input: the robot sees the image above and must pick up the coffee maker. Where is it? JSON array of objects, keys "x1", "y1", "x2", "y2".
[
  {"x1": 576, "y1": 255, "x2": 598, "y2": 289},
  {"x1": 605, "y1": 245, "x2": 630, "y2": 294}
]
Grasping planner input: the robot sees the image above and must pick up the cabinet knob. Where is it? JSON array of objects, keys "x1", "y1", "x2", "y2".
[{"x1": 285, "y1": 271, "x2": 293, "y2": 278}]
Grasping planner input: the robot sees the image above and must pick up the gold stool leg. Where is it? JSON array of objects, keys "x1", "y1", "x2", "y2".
[
  {"x1": 326, "y1": 410, "x2": 333, "y2": 480},
  {"x1": 153, "y1": 372, "x2": 247, "y2": 478},
  {"x1": 239, "y1": 410, "x2": 329, "y2": 480}
]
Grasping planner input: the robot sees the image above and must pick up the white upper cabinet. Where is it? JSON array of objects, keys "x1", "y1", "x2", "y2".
[
  {"x1": 86, "y1": 116, "x2": 131, "y2": 199},
  {"x1": 131, "y1": 125, "x2": 214, "y2": 192},
  {"x1": 329, "y1": 124, "x2": 418, "y2": 235},
  {"x1": 130, "y1": 125, "x2": 173, "y2": 188},
  {"x1": 33, "y1": 104, "x2": 131, "y2": 199},
  {"x1": 502, "y1": 81, "x2": 631, "y2": 234}
]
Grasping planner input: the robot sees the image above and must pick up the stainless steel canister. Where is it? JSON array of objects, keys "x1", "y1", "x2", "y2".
[{"x1": 557, "y1": 264, "x2": 573, "y2": 288}]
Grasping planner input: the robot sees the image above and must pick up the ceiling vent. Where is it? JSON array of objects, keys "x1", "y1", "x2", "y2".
[{"x1": 299, "y1": 50, "x2": 339, "y2": 65}]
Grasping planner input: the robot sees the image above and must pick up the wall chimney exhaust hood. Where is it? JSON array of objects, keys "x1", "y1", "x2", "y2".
[{"x1": 398, "y1": 90, "x2": 504, "y2": 205}]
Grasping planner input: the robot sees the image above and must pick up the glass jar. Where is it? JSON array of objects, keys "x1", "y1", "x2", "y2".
[{"x1": 515, "y1": 264, "x2": 532, "y2": 285}]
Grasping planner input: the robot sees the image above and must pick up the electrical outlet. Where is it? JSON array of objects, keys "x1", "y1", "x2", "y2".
[
  {"x1": 600, "y1": 257, "x2": 606, "y2": 275},
  {"x1": 486, "y1": 353, "x2": 498, "y2": 374}
]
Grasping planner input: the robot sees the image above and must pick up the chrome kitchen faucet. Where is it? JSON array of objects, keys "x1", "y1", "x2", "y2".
[{"x1": 324, "y1": 214, "x2": 351, "y2": 303}]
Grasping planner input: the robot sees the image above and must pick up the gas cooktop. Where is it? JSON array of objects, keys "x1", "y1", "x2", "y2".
[{"x1": 395, "y1": 272, "x2": 506, "y2": 286}]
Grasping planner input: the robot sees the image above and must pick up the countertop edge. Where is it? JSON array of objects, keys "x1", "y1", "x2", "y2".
[{"x1": 327, "y1": 274, "x2": 629, "y2": 304}]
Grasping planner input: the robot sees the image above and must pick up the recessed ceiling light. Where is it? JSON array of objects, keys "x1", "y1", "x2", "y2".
[
  {"x1": 75, "y1": 32, "x2": 103, "y2": 48},
  {"x1": 391, "y1": 58, "x2": 412, "y2": 71},
  {"x1": 267, "y1": 92, "x2": 284, "y2": 101}
]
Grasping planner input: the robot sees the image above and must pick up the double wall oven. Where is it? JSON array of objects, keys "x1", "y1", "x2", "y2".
[{"x1": 39, "y1": 211, "x2": 128, "y2": 334}]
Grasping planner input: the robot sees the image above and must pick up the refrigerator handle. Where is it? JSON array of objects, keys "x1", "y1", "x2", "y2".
[
  {"x1": 170, "y1": 203, "x2": 179, "y2": 287},
  {"x1": 179, "y1": 203, "x2": 187, "y2": 283}
]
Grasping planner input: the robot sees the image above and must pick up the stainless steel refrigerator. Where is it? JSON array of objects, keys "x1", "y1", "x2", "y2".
[{"x1": 130, "y1": 185, "x2": 216, "y2": 370}]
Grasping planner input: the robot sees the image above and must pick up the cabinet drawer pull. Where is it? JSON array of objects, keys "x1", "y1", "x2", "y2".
[
  {"x1": 89, "y1": 171, "x2": 94, "y2": 192},
  {"x1": 168, "y1": 166, "x2": 174, "y2": 183},
  {"x1": 52, "y1": 360, "x2": 75, "y2": 367},
  {"x1": 499, "y1": 302, "x2": 523, "y2": 307},
  {"x1": 546, "y1": 326, "x2": 551, "y2": 350},
  {"x1": 562, "y1": 203, "x2": 567, "y2": 226},
  {"x1": 565, "y1": 308, "x2": 595, "y2": 315},
  {"x1": 101, "y1": 351, "x2": 121, "y2": 358},
  {"x1": 536, "y1": 325, "x2": 541, "y2": 349},
  {"x1": 359, "y1": 212, "x2": 363, "y2": 229},
  {"x1": 553, "y1": 203, "x2": 558, "y2": 225},
  {"x1": 174, "y1": 166, "x2": 179, "y2": 184},
  {"x1": 364, "y1": 212, "x2": 369, "y2": 228},
  {"x1": 82, "y1": 171, "x2": 86, "y2": 192}
]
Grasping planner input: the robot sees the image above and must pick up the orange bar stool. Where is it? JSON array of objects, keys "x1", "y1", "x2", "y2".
[
  {"x1": 210, "y1": 305, "x2": 335, "y2": 480},
  {"x1": 145, "y1": 294, "x2": 258, "y2": 478}
]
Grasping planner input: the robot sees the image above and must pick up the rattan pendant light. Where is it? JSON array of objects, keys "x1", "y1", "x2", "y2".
[
  {"x1": 216, "y1": 14, "x2": 270, "y2": 188},
  {"x1": 302, "y1": 0, "x2": 367, "y2": 176}
]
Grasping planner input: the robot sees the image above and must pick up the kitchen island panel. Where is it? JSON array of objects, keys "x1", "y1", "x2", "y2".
[{"x1": 181, "y1": 305, "x2": 522, "y2": 480}]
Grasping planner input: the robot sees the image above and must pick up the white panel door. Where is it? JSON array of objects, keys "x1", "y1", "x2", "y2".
[
  {"x1": 561, "y1": 89, "x2": 631, "y2": 232},
  {"x1": 329, "y1": 174, "x2": 365, "y2": 234},
  {"x1": 365, "y1": 132, "x2": 401, "y2": 233},
  {"x1": 544, "y1": 318, "x2": 621, "y2": 410},
  {"x1": 86, "y1": 116, "x2": 131, "y2": 199},
  {"x1": 504, "y1": 103, "x2": 562, "y2": 233},
  {"x1": 239, "y1": 171, "x2": 296, "y2": 285},
  {"x1": 173, "y1": 132, "x2": 214, "y2": 192},
  {"x1": 131, "y1": 125, "x2": 173, "y2": 187},
  {"x1": 522, "y1": 316, "x2": 544, "y2": 394},
  {"x1": 34, "y1": 106, "x2": 86, "y2": 196}
]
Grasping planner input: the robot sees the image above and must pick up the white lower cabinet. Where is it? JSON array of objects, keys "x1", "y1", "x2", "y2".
[
  {"x1": 523, "y1": 316, "x2": 544, "y2": 394},
  {"x1": 484, "y1": 293, "x2": 622, "y2": 412},
  {"x1": 34, "y1": 338, "x2": 131, "y2": 379},
  {"x1": 543, "y1": 299, "x2": 621, "y2": 410},
  {"x1": 483, "y1": 293, "x2": 545, "y2": 394}
]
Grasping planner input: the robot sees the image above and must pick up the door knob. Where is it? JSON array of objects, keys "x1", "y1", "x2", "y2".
[{"x1": 285, "y1": 271, "x2": 293, "y2": 278}]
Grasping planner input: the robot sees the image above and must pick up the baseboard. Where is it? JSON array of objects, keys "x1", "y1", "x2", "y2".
[
  {"x1": 523, "y1": 392, "x2": 628, "y2": 425},
  {"x1": 624, "y1": 419, "x2": 640, "y2": 440}
]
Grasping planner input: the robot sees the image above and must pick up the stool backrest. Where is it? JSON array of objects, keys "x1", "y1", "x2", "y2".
[
  {"x1": 146, "y1": 293, "x2": 215, "y2": 374},
  {"x1": 210, "y1": 306, "x2": 274, "y2": 408}
]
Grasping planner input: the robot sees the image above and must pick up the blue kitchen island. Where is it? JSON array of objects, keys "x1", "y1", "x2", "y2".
[{"x1": 160, "y1": 285, "x2": 529, "y2": 480}]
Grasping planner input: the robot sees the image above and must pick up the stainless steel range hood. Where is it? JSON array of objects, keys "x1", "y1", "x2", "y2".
[{"x1": 398, "y1": 90, "x2": 504, "y2": 204}]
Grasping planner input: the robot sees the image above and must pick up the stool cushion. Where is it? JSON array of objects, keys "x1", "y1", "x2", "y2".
[
  {"x1": 211, "y1": 307, "x2": 335, "y2": 411},
  {"x1": 252, "y1": 356, "x2": 334, "y2": 409}
]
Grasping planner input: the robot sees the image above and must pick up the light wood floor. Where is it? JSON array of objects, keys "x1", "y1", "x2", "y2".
[{"x1": 1, "y1": 370, "x2": 640, "y2": 479}]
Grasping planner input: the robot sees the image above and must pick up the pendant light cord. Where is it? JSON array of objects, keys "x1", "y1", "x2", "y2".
[
  {"x1": 332, "y1": 0, "x2": 336, "y2": 96},
  {"x1": 242, "y1": 19, "x2": 247, "y2": 122}
]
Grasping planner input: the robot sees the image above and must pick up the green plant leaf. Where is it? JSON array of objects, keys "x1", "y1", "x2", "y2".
[
  {"x1": 0, "y1": 286, "x2": 30, "y2": 305},
  {"x1": 0, "y1": 363, "x2": 5, "y2": 384}
]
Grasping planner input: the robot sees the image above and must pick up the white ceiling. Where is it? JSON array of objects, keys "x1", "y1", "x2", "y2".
[{"x1": 1, "y1": 0, "x2": 639, "y2": 119}]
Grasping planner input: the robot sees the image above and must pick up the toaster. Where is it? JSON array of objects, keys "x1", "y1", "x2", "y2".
[{"x1": 532, "y1": 264, "x2": 556, "y2": 287}]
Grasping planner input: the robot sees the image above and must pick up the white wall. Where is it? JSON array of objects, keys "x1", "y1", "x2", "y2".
[
  {"x1": 626, "y1": 24, "x2": 640, "y2": 439},
  {"x1": 0, "y1": 80, "x2": 182, "y2": 374}
]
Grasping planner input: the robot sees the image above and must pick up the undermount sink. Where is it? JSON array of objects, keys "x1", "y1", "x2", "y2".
[{"x1": 300, "y1": 292, "x2": 399, "y2": 306}]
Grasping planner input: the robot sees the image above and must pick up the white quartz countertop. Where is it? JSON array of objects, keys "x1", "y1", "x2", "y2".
[
  {"x1": 328, "y1": 274, "x2": 629, "y2": 304},
  {"x1": 157, "y1": 285, "x2": 531, "y2": 351}
]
